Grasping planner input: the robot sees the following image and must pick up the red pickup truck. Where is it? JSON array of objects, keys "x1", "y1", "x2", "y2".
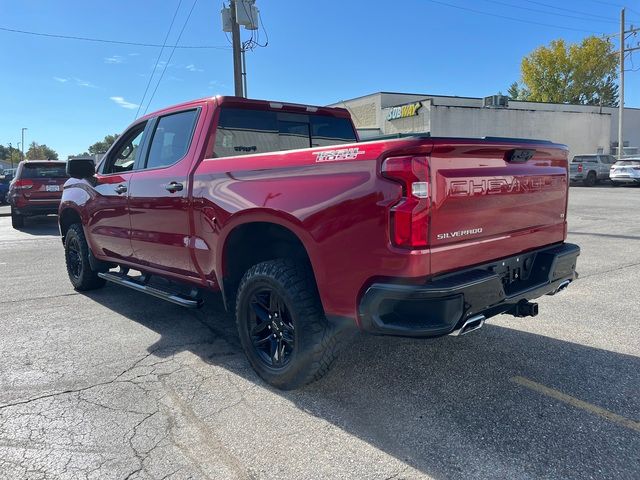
[{"x1": 60, "y1": 96, "x2": 579, "y2": 389}]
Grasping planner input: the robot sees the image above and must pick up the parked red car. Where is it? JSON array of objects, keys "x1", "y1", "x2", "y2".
[
  {"x1": 59, "y1": 96, "x2": 579, "y2": 389},
  {"x1": 9, "y1": 160, "x2": 68, "y2": 228}
]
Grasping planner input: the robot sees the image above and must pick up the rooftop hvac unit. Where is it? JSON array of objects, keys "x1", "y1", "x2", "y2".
[{"x1": 483, "y1": 95, "x2": 509, "y2": 108}]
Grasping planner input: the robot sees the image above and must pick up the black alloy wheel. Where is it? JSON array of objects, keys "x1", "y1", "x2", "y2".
[
  {"x1": 235, "y1": 259, "x2": 349, "y2": 390},
  {"x1": 66, "y1": 236, "x2": 83, "y2": 280},
  {"x1": 247, "y1": 288, "x2": 295, "y2": 368},
  {"x1": 63, "y1": 223, "x2": 106, "y2": 291}
]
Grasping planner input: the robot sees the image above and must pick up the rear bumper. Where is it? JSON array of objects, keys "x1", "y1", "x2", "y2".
[
  {"x1": 11, "y1": 201, "x2": 61, "y2": 216},
  {"x1": 358, "y1": 243, "x2": 580, "y2": 338},
  {"x1": 611, "y1": 177, "x2": 640, "y2": 184}
]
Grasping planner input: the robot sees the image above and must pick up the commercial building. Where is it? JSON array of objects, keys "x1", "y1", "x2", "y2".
[{"x1": 329, "y1": 92, "x2": 640, "y2": 158}]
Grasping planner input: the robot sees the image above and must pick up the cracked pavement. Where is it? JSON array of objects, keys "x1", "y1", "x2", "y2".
[{"x1": 0, "y1": 186, "x2": 639, "y2": 479}]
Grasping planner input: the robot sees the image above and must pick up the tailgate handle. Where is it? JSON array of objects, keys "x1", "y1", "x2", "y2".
[{"x1": 506, "y1": 149, "x2": 535, "y2": 163}]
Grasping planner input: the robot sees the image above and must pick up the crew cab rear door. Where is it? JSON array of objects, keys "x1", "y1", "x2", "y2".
[
  {"x1": 428, "y1": 140, "x2": 568, "y2": 275},
  {"x1": 127, "y1": 106, "x2": 204, "y2": 279}
]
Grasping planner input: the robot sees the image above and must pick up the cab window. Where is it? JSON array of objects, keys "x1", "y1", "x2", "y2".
[
  {"x1": 145, "y1": 109, "x2": 199, "y2": 170},
  {"x1": 213, "y1": 108, "x2": 357, "y2": 158},
  {"x1": 102, "y1": 123, "x2": 146, "y2": 174}
]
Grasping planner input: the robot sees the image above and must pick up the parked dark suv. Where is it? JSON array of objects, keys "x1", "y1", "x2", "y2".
[
  {"x1": 0, "y1": 174, "x2": 12, "y2": 204},
  {"x1": 8, "y1": 160, "x2": 68, "y2": 228}
]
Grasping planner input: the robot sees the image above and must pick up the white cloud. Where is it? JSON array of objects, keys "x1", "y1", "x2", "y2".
[
  {"x1": 186, "y1": 64, "x2": 204, "y2": 72},
  {"x1": 53, "y1": 77, "x2": 68, "y2": 83},
  {"x1": 73, "y1": 78, "x2": 97, "y2": 88},
  {"x1": 128, "y1": 53, "x2": 140, "y2": 56},
  {"x1": 110, "y1": 96, "x2": 139, "y2": 110},
  {"x1": 104, "y1": 55, "x2": 124, "y2": 64}
]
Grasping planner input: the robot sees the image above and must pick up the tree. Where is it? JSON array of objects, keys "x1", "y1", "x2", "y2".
[
  {"x1": 68, "y1": 152, "x2": 90, "y2": 159},
  {"x1": 88, "y1": 134, "x2": 119, "y2": 155},
  {"x1": 26, "y1": 142, "x2": 59, "y2": 160},
  {"x1": 512, "y1": 36, "x2": 618, "y2": 106},
  {"x1": 507, "y1": 81, "x2": 529, "y2": 100}
]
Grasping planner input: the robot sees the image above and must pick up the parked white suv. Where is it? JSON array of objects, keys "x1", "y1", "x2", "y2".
[{"x1": 610, "y1": 159, "x2": 640, "y2": 186}]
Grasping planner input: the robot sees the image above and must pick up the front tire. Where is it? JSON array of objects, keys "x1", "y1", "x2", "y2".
[
  {"x1": 235, "y1": 259, "x2": 347, "y2": 390},
  {"x1": 64, "y1": 223, "x2": 106, "y2": 291}
]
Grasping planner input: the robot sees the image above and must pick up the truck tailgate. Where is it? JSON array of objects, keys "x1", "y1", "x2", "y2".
[{"x1": 428, "y1": 140, "x2": 568, "y2": 275}]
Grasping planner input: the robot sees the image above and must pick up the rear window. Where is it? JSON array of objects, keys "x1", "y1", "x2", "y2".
[
  {"x1": 615, "y1": 160, "x2": 640, "y2": 166},
  {"x1": 572, "y1": 156, "x2": 597, "y2": 163},
  {"x1": 213, "y1": 108, "x2": 357, "y2": 158},
  {"x1": 20, "y1": 163, "x2": 68, "y2": 179}
]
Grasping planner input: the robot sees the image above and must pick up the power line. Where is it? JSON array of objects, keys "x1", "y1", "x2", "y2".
[
  {"x1": 143, "y1": 0, "x2": 199, "y2": 115},
  {"x1": 0, "y1": 25, "x2": 229, "y2": 49},
  {"x1": 135, "y1": 0, "x2": 184, "y2": 119},
  {"x1": 424, "y1": 0, "x2": 608, "y2": 34},
  {"x1": 481, "y1": 0, "x2": 618, "y2": 24},
  {"x1": 524, "y1": 0, "x2": 617, "y2": 21}
]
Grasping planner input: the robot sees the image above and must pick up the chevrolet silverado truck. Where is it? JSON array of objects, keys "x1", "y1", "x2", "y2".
[{"x1": 59, "y1": 96, "x2": 579, "y2": 389}]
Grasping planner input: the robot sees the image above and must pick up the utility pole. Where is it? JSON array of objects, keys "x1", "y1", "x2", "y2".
[
  {"x1": 229, "y1": 0, "x2": 244, "y2": 97},
  {"x1": 618, "y1": 8, "x2": 625, "y2": 160},
  {"x1": 617, "y1": 9, "x2": 640, "y2": 159},
  {"x1": 241, "y1": 47, "x2": 248, "y2": 97},
  {"x1": 8, "y1": 143, "x2": 13, "y2": 169}
]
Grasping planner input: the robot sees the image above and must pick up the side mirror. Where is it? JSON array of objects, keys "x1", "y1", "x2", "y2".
[{"x1": 67, "y1": 157, "x2": 95, "y2": 179}]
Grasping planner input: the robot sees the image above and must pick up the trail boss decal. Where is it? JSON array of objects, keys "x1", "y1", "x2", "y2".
[
  {"x1": 436, "y1": 228, "x2": 483, "y2": 241},
  {"x1": 314, "y1": 147, "x2": 365, "y2": 162}
]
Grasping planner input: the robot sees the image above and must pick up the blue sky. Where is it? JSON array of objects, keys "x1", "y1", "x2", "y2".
[{"x1": 1, "y1": 0, "x2": 639, "y2": 159}]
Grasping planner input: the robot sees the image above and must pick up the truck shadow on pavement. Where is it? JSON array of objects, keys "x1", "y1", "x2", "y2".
[
  {"x1": 11, "y1": 215, "x2": 59, "y2": 236},
  {"x1": 82, "y1": 287, "x2": 640, "y2": 479}
]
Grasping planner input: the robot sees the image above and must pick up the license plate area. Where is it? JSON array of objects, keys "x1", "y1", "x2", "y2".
[
  {"x1": 45, "y1": 185, "x2": 60, "y2": 192},
  {"x1": 488, "y1": 252, "x2": 540, "y2": 294}
]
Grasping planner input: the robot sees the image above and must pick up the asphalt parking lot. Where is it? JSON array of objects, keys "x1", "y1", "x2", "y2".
[{"x1": 0, "y1": 186, "x2": 638, "y2": 480}]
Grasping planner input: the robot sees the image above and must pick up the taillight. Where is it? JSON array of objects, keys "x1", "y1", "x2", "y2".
[
  {"x1": 13, "y1": 179, "x2": 33, "y2": 190},
  {"x1": 577, "y1": 163, "x2": 583, "y2": 173},
  {"x1": 381, "y1": 155, "x2": 430, "y2": 248}
]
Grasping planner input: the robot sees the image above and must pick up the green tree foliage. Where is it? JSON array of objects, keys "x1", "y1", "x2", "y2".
[
  {"x1": 88, "y1": 134, "x2": 119, "y2": 155},
  {"x1": 512, "y1": 36, "x2": 618, "y2": 106},
  {"x1": 0, "y1": 145, "x2": 23, "y2": 164},
  {"x1": 26, "y1": 142, "x2": 59, "y2": 160}
]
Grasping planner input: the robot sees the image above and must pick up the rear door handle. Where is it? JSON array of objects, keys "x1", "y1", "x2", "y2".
[
  {"x1": 164, "y1": 181, "x2": 184, "y2": 193},
  {"x1": 114, "y1": 184, "x2": 127, "y2": 194}
]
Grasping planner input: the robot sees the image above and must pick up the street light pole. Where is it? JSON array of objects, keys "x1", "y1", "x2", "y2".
[
  {"x1": 21, "y1": 127, "x2": 27, "y2": 161},
  {"x1": 618, "y1": 8, "x2": 625, "y2": 159}
]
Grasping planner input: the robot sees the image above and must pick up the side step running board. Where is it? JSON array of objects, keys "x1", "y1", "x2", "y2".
[{"x1": 98, "y1": 272, "x2": 203, "y2": 309}]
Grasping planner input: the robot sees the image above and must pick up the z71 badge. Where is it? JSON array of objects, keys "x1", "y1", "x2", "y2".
[{"x1": 314, "y1": 147, "x2": 365, "y2": 162}]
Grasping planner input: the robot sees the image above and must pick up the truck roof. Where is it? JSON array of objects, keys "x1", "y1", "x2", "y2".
[{"x1": 140, "y1": 96, "x2": 352, "y2": 122}]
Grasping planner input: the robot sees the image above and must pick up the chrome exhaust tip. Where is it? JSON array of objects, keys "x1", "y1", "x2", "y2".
[
  {"x1": 449, "y1": 314, "x2": 486, "y2": 337},
  {"x1": 556, "y1": 279, "x2": 571, "y2": 293}
]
